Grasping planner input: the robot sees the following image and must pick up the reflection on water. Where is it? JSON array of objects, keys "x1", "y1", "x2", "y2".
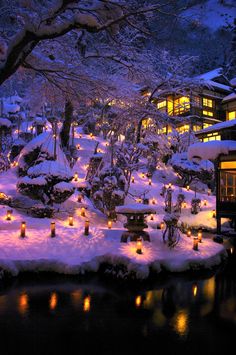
[
  {"x1": 0, "y1": 249, "x2": 235, "y2": 355},
  {"x1": 18, "y1": 292, "x2": 29, "y2": 316}
]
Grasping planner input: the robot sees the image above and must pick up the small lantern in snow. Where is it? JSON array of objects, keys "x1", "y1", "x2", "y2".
[
  {"x1": 193, "y1": 236, "x2": 199, "y2": 251},
  {"x1": 186, "y1": 185, "x2": 190, "y2": 191},
  {"x1": 131, "y1": 176, "x2": 135, "y2": 183},
  {"x1": 74, "y1": 172, "x2": 78, "y2": 182},
  {"x1": 198, "y1": 230, "x2": 202, "y2": 243},
  {"x1": 69, "y1": 215, "x2": 74, "y2": 226},
  {"x1": 150, "y1": 214, "x2": 154, "y2": 221},
  {"x1": 160, "y1": 221, "x2": 165, "y2": 230},
  {"x1": 77, "y1": 195, "x2": 82, "y2": 203},
  {"x1": 51, "y1": 222, "x2": 56, "y2": 238},
  {"x1": 148, "y1": 178, "x2": 152, "y2": 186},
  {"x1": 6, "y1": 210, "x2": 12, "y2": 221},
  {"x1": 212, "y1": 209, "x2": 216, "y2": 218},
  {"x1": 141, "y1": 173, "x2": 145, "y2": 179},
  {"x1": 84, "y1": 220, "x2": 89, "y2": 236},
  {"x1": 81, "y1": 207, "x2": 86, "y2": 217},
  {"x1": 136, "y1": 238, "x2": 143, "y2": 254},
  {"x1": 203, "y1": 199, "x2": 207, "y2": 206},
  {"x1": 187, "y1": 229, "x2": 191, "y2": 237},
  {"x1": 20, "y1": 221, "x2": 26, "y2": 238},
  {"x1": 108, "y1": 220, "x2": 112, "y2": 229}
]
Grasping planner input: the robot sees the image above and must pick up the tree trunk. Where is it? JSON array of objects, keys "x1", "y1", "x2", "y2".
[{"x1": 60, "y1": 100, "x2": 74, "y2": 149}]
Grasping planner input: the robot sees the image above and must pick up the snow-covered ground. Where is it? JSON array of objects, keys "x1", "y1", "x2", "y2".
[{"x1": 0, "y1": 128, "x2": 227, "y2": 279}]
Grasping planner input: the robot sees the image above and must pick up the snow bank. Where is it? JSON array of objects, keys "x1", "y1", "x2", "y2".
[
  {"x1": 188, "y1": 141, "x2": 236, "y2": 161},
  {"x1": 0, "y1": 225, "x2": 226, "y2": 280}
]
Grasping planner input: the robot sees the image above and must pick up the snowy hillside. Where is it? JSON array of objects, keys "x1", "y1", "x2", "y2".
[{"x1": 183, "y1": 0, "x2": 235, "y2": 32}]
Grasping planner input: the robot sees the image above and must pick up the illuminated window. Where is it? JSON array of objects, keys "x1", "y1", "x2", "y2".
[
  {"x1": 142, "y1": 118, "x2": 154, "y2": 129},
  {"x1": 228, "y1": 111, "x2": 236, "y2": 120},
  {"x1": 203, "y1": 110, "x2": 213, "y2": 117},
  {"x1": 167, "y1": 99, "x2": 174, "y2": 116},
  {"x1": 174, "y1": 97, "x2": 190, "y2": 115},
  {"x1": 203, "y1": 98, "x2": 213, "y2": 107},
  {"x1": 157, "y1": 100, "x2": 166, "y2": 109},
  {"x1": 220, "y1": 162, "x2": 236, "y2": 202},
  {"x1": 176, "y1": 124, "x2": 190, "y2": 134},
  {"x1": 203, "y1": 123, "x2": 212, "y2": 129},
  {"x1": 193, "y1": 125, "x2": 201, "y2": 131}
]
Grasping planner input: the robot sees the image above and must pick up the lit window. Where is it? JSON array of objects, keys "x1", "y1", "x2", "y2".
[
  {"x1": 157, "y1": 100, "x2": 166, "y2": 109},
  {"x1": 228, "y1": 111, "x2": 236, "y2": 120},
  {"x1": 193, "y1": 125, "x2": 201, "y2": 131},
  {"x1": 176, "y1": 124, "x2": 190, "y2": 134},
  {"x1": 203, "y1": 110, "x2": 213, "y2": 117},
  {"x1": 203, "y1": 123, "x2": 212, "y2": 129},
  {"x1": 167, "y1": 100, "x2": 174, "y2": 116},
  {"x1": 174, "y1": 96, "x2": 190, "y2": 115},
  {"x1": 220, "y1": 161, "x2": 236, "y2": 169},
  {"x1": 203, "y1": 134, "x2": 221, "y2": 142},
  {"x1": 203, "y1": 98, "x2": 213, "y2": 107}
]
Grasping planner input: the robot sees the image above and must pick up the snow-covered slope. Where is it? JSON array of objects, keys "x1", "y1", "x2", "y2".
[{"x1": 183, "y1": 0, "x2": 235, "y2": 32}]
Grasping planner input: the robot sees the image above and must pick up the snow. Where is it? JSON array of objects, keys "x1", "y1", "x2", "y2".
[
  {"x1": 19, "y1": 176, "x2": 47, "y2": 186},
  {"x1": 0, "y1": 117, "x2": 11, "y2": 128},
  {"x1": 222, "y1": 92, "x2": 236, "y2": 103},
  {"x1": 0, "y1": 126, "x2": 229, "y2": 279},
  {"x1": 116, "y1": 204, "x2": 156, "y2": 214},
  {"x1": 196, "y1": 68, "x2": 232, "y2": 92},
  {"x1": 28, "y1": 160, "x2": 72, "y2": 180},
  {"x1": 196, "y1": 119, "x2": 236, "y2": 134},
  {"x1": 53, "y1": 181, "x2": 74, "y2": 192},
  {"x1": 183, "y1": 0, "x2": 235, "y2": 32},
  {"x1": 170, "y1": 152, "x2": 214, "y2": 172},
  {"x1": 188, "y1": 140, "x2": 236, "y2": 161},
  {"x1": 0, "y1": 205, "x2": 226, "y2": 279}
]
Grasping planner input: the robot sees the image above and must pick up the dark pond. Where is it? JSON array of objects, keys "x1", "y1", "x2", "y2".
[{"x1": 0, "y1": 247, "x2": 236, "y2": 355}]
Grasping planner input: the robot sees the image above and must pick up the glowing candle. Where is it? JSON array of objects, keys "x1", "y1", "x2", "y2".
[
  {"x1": 168, "y1": 183, "x2": 172, "y2": 188},
  {"x1": 193, "y1": 236, "x2": 198, "y2": 251},
  {"x1": 49, "y1": 292, "x2": 57, "y2": 311},
  {"x1": 105, "y1": 143, "x2": 109, "y2": 147},
  {"x1": 187, "y1": 229, "x2": 191, "y2": 237},
  {"x1": 108, "y1": 220, "x2": 112, "y2": 229},
  {"x1": 136, "y1": 238, "x2": 143, "y2": 254},
  {"x1": 83, "y1": 296, "x2": 91, "y2": 312},
  {"x1": 148, "y1": 178, "x2": 152, "y2": 186},
  {"x1": 77, "y1": 144, "x2": 80, "y2": 149},
  {"x1": 77, "y1": 194, "x2": 82, "y2": 203},
  {"x1": 212, "y1": 209, "x2": 216, "y2": 218},
  {"x1": 135, "y1": 295, "x2": 142, "y2": 308},
  {"x1": 81, "y1": 207, "x2": 85, "y2": 217},
  {"x1": 50, "y1": 222, "x2": 56, "y2": 238},
  {"x1": 183, "y1": 201, "x2": 187, "y2": 208},
  {"x1": 150, "y1": 214, "x2": 154, "y2": 221},
  {"x1": 6, "y1": 210, "x2": 12, "y2": 221},
  {"x1": 152, "y1": 198, "x2": 156, "y2": 205},
  {"x1": 193, "y1": 285, "x2": 198, "y2": 297},
  {"x1": 186, "y1": 185, "x2": 190, "y2": 191},
  {"x1": 79, "y1": 134, "x2": 82, "y2": 138},
  {"x1": 203, "y1": 199, "x2": 207, "y2": 206},
  {"x1": 142, "y1": 173, "x2": 145, "y2": 179},
  {"x1": 198, "y1": 230, "x2": 202, "y2": 243},
  {"x1": 131, "y1": 176, "x2": 135, "y2": 183},
  {"x1": 69, "y1": 215, "x2": 74, "y2": 226},
  {"x1": 74, "y1": 172, "x2": 78, "y2": 182},
  {"x1": 160, "y1": 222, "x2": 165, "y2": 230},
  {"x1": 84, "y1": 219, "x2": 89, "y2": 235},
  {"x1": 20, "y1": 221, "x2": 26, "y2": 238}
]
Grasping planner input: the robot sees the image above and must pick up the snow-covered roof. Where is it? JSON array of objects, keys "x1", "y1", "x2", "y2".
[
  {"x1": 196, "y1": 119, "x2": 236, "y2": 135},
  {"x1": 116, "y1": 204, "x2": 156, "y2": 214},
  {"x1": 188, "y1": 140, "x2": 236, "y2": 161},
  {"x1": 197, "y1": 68, "x2": 223, "y2": 81},
  {"x1": 196, "y1": 68, "x2": 231, "y2": 92},
  {"x1": 230, "y1": 78, "x2": 236, "y2": 88},
  {"x1": 222, "y1": 92, "x2": 236, "y2": 103},
  {"x1": 3, "y1": 103, "x2": 20, "y2": 114}
]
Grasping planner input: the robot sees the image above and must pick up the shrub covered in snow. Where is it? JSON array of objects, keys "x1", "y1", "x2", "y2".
[
  {"x1": 30, "y1": 204, "x2": 54, "y2": 218},
  {"x1": 17, "y1": 132, "x2": 74, "y2": 206},
  {"x1": 91, "y1": 166, "x2": 126, "y2": 218},
  {"x1": 170, "y1": 152, "x2": 214, "y2": 186}
]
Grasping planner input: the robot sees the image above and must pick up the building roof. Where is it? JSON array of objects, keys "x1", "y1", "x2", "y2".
[
  {"x1": 222, "y1": 92, "x2": 236, "y2": 103},
  {"x1": 196, "y1": 119, "x2": 236, "y2": 136},
  {"x1": 196, "y1": 68, "x2": 232, "y2": 93},
  {"x1": 188, "y1": 140, "x2": 236, "y2": 161}
]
